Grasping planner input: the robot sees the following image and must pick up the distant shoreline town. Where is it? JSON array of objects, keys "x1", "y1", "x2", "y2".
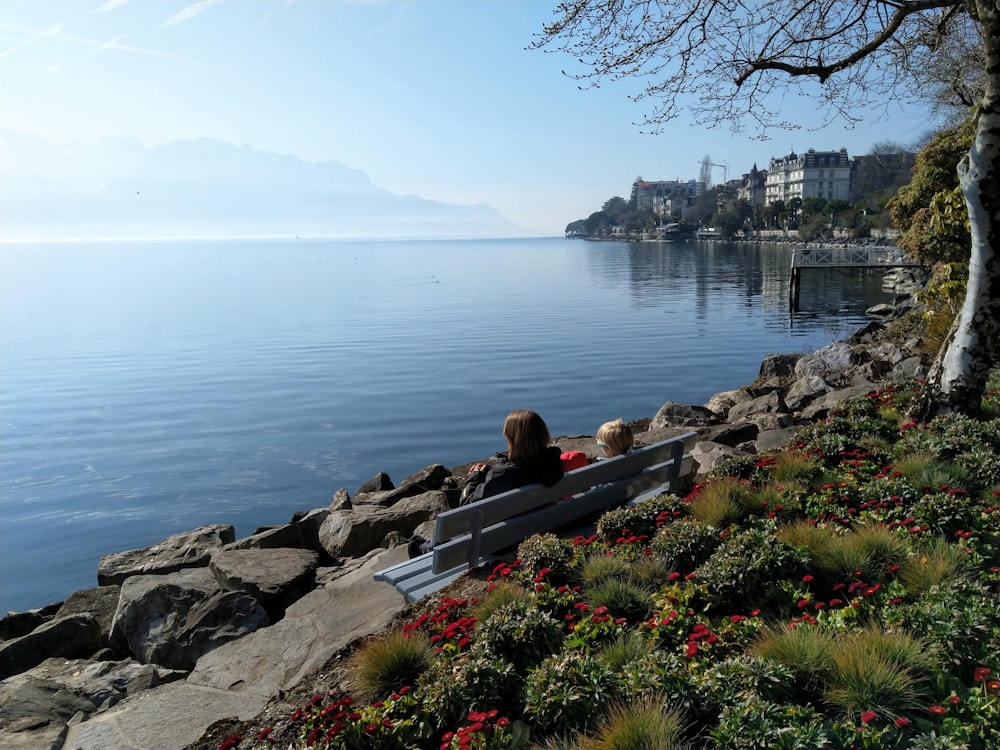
[{"x1": 567, "y1": 145, "x2": 913, "y2": 244}]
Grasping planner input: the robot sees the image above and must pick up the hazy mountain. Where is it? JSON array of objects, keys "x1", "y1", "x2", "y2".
[{"x1": 0, "y1": 130, "x2": 527, "y2": 240}]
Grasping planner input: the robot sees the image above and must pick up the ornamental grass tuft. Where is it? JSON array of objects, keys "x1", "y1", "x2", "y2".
[
  {"x1": 587, "y1": 578, "x2": 654, "y2": 626},
  {"x1": 823, "y1": 627, "x2": 936, "y2": 722},
  {"x1": 898, "y1": 537, "x2": 973, "y2": 594},
  {"x1": 355, "y1": 628, "x2": 433, "y2": 700},
  {"x1": 580, "y1": 553, "x2": 633, "y2": 587},
  {"x1": 575, "y1": 699, "x2": 689, "y2": 750},
  {"x1": 687, "y1": 477, "x2": 755, "y2": 527}
]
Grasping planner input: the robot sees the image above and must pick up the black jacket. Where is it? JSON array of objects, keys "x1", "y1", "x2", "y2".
[{"x1": 462, "y1": 446, "x2": 565, "y2": 505}]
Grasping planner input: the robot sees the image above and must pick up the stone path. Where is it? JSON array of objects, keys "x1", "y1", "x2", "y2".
[{"x1": 61, "y1": 546, "x2": 409, "y2": 750}]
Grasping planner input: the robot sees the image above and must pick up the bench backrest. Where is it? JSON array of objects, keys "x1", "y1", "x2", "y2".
[{"x1": 431, "y1": 432, "x2": 696, "y2": 574}]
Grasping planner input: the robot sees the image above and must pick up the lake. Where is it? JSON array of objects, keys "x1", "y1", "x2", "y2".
[{"x1": 0, "y1": 236, "x2": 891, "y2": 613}]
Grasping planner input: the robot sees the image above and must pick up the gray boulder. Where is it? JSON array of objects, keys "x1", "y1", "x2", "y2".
[
  {"x1": 110, "y1": 567, "x2": 268, "y2": 670},
  {"x1": 800, "y1": 385, "x2": 878, "y2": 421},
  {"x1": 692, "y1": 441, "x2": 751, "y2": 478},
  {"x1": 318, "y1": 490, "x2": 450, "y2": 558},
  {"x1": 225, "y1": 508, "x2": 330, "y2": 559},
  {"x1": 783, "y1": 375, "x2": 831, "y2": 412},
  {"x1": 97, "y1": 524, "x2": 236, "y2": 585},
  {"x1": 651, "y1": 401, "x2": 720, "y2": 428},
  {"x1": 0, "y1": 615, "x2": 102, "y2": 681},
  {"x1": 758, "y1": 353, "x2": 802, "y2": 379},
  {"x1": 54, "y1": 585, "x2": 121, "y2": 651},
  {"x1": 794, "y1": 341, "x2": 859, "y2": 378},
  {"x1": 727, "y1": 391, "x2": 788, "y2": 423},
  {"x1": 210, "y1": 548, "x2": 320, "y2": 620}
]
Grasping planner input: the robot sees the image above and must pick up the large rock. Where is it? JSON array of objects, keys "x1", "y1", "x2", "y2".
[
  {"x1": 650, "y1": 402, "x2": 720, "y2": 428},
  {"x1": 758, "y1": 353, "x2": 802, "y2": 379},
  {"x1": 352, "y1": 465, "x2": 454, "y2": 507},
  {"x1": 209, "y1": 548, "x2": 320, "y2": 620},
  {"x1": 318, "y1": 490, "x2": 450, "y2": 558},
  {"x1": 110, "y1": 568, "x2": 268, "y2": 670},
  {"x1": 794, "y1": 341, "x2": 859, "y2": 378},
  {"x1": 0, "y1": 656, "x2": 185, "y2": 750},
  {"x1": 703, "y1": 388, "x2": 753, "y2": 420},
  {"x1": 698, "y1": 421, "x2": 759, "y2": 448},
  {"x1": 727, "y1": 391, "x2": 787, "y2": 423},
  {"x1": 692, "y1": 441, "x2": 751, "y2": 478},
  {"x1": 97, "y1": 524, "x2": 236, "y2": 586},
  {"x1": 0, "y1": 603, "x2": 62, "y2": 641},
  {"x1": 54, "y1": 585, "x2": 121, "y2": 652},
  {"x1": 800, "y1": 385, "x2": 878, "y2": 421},
  {"x1": 783, "y1": 375, "x2": 831, "y2": 412},
  {"x1": 225, "y1": 508, "x2": 330, "y2": 560},
  {"x1": 0, "y1": 615, "x2": 102, "y2": 681}
]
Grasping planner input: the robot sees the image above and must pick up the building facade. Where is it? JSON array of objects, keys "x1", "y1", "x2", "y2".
[
  {"x1": 764, "y1": 148, "x2": 852, "y2": 205},
  {"x1": 633, "y1": 179, "x2": 705, "y2": 219}
]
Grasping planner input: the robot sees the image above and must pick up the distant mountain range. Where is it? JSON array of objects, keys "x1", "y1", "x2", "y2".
[{"x1": 0, "y1": 130, "x2": 526, "y2": 240}]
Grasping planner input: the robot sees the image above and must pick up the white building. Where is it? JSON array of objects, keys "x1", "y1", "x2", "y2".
[{"x1": 765, "y1": 148, "x2": 852, "y2": 205}]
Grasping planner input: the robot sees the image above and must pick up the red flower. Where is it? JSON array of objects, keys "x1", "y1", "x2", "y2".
[
  {"x1": 988, "y1": 680, "x2": 1000, "y2": 690},
  {"x1": 894, "y1": 716, "x2": 911, "y2": 728},
  {"x1": 802, "y1": 575, "x2": 814, "y2": 583},
  {"x1": 927, "y1": 705, "x2": 946, "y2": 717},
  {"x1": 686, "y1": 641, "x2": 699, "y2": 658},
  {"x1": 974, "y1": 666, "x2": 991, "y2": 682},
  {"x1": 861, "y1": 711, "x2": 877, "y2": 724}
]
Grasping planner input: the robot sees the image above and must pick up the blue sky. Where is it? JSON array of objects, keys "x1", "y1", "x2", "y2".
[{"x1": 0, "y1": 1, "x2": 936, "y2": 236}]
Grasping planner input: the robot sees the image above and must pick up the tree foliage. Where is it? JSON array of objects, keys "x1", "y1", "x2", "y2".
[
  {"x1": 889, "y1": 117, "x2": 976, "y2": 265},
  {"x1": 533, "y1": 1, "x2": 977, "y2": 136}
]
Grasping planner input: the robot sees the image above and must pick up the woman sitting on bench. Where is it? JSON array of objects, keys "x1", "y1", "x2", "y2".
[{"x1": 408, "y1": 408, "x2": 564, "y2": 557}]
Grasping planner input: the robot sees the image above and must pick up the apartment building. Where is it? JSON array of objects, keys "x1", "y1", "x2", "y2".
[
  {"x1": 633, "y1": 179, "x2": 706, "y2": 219},
  {"x1": 764, "y1": 148, "x2": 852, "y2": 205}
]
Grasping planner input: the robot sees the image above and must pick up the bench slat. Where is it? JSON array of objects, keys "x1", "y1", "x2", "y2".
[
  {"x1": 432, "y1": 453, "x2": 693, "y2": 573},
  {"x1": 434, "y1": 433, "x2": 696, "y2": 540}
]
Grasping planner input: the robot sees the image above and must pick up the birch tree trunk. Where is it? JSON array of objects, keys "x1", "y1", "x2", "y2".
[{"x1": 917, "y1": 0, "x2": 1000, "y2": 418}]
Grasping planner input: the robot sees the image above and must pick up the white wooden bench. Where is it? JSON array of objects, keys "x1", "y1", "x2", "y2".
[{"x1": 373, "y1": 432, "x2": 697, "y2": 603}]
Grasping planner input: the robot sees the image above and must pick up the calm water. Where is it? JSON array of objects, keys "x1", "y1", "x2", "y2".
[{"x1": 0, "y1": 237, "x2": 890, "y2": 613}]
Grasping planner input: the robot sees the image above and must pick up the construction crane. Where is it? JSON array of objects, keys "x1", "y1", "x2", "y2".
[{"x1": 698, "y1": 159, "x2": 729, "y2": 185}]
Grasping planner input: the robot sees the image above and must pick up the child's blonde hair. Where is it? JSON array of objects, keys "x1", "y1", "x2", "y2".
[{"x1": 597, "y1": 419, "x2": 634, "y2": 456}]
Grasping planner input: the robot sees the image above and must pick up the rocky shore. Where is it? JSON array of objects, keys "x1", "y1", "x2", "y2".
[{"x1": 0, "y1": 265, "x2": 929, "y2": 750}]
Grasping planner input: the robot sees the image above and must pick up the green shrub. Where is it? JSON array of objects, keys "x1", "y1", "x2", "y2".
[
  {"x1": 596, "y1": 494, "x2": 686, "y2": 543},
  {"x1": 628, "y1": 553, "x2": 675, "y2": 590},
  {"x1": 687, "y1": 478, "x2": 754, "y2": 527},
  {"x1": 517, "y1": 533, "x2": 579, "y2": 580},
  {"x1": 824, "y1": 627, "x2": 936, "y2": 722},
  {"x1": 417, "y1": 652, "x2": 522, "y2": 731},
  {"x1": 709, "y1": 698, "x2": 830, "y2": 750},
  {"x1": 650, "y1": 517, "x2": 723, "y2": 573},
  {"x1": 750, "y1": 626, "x2": 836, "y2": 701},
  {"x1": 695, "y1": 655, "x2": 798, "y2": 717},
  {"x1": 694, "y1": 528, "x2": 809, "y2": 611},
  {"x1": 894, "y1": 579, "x2": 1000, "y2": 674},
  {"x1": 474, "y1": 599, "x2": 564, "y2": 673},
  {"x1": 471, "y1": 581, "x2": 531, "y2": 624},
  {"x1": 523, "y1": 652, "x2": 615, "y2": 736}
]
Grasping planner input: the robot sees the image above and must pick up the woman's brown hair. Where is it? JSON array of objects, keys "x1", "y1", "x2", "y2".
[{"x1": 503, "y1": 409, "x2": 550, "y2": 464}]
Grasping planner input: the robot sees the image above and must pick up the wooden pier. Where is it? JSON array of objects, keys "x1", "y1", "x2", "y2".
[{"x1": 789, "y1": 246, "x2": 922, "y2": 312}]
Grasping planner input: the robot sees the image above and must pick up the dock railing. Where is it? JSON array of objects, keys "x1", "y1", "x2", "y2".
[{"x1": 789, "y1": 246, "x2": 922, "y2": 312}]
